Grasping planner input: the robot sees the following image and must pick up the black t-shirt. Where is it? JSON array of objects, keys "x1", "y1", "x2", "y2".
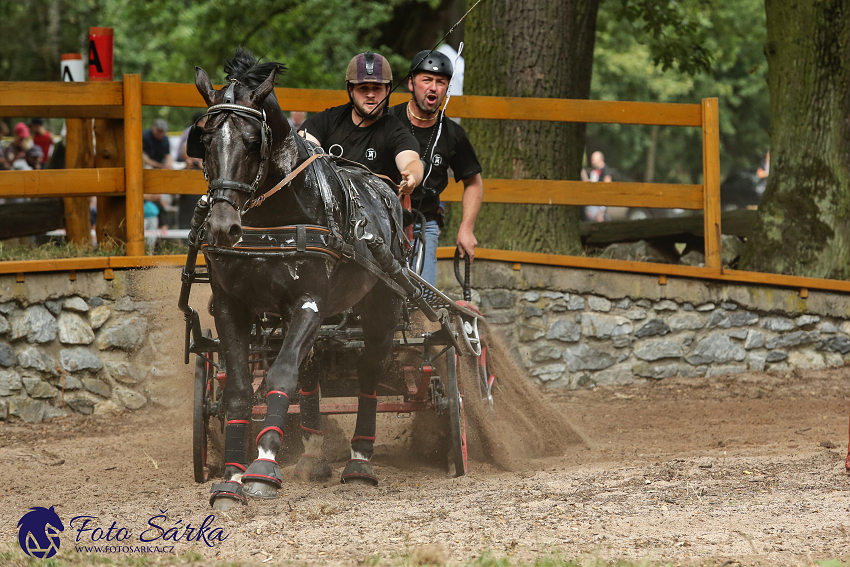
[
  {"x1": 142, "y1": 129, "x2": 170, "y2": 164},
  {"x1": 388, "y1": 103, "x2": 482, "y2": 215},
  {"x1": 299, "y1": 103, "x2": 419, "y2": 186}
]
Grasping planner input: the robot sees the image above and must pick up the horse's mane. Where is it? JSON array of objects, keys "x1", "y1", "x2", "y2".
[{"x1": 224, "y1": 48, "x2": 286, "y2": 88}]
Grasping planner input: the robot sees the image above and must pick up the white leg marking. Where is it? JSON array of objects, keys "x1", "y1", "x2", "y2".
[
  {"x1": 351, "y1": 449, "x2": 370, "y2": 461},
  {"x1": 302, "y1": 301, "x2": 318, "y2": 312},
  {"x1": 231, "y1": 473, "x2": 243, "y2": 483},
  {"x1": 257, "y1": 447, "x2": 276, "y2": 460}
]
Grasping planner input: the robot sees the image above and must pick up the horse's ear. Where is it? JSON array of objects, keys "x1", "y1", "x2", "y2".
[
  {"x1": 249, "y1": 68, "x2": 278, "y2": 107},
  {"x1": 195, "y1": 66, "x2": 216, "y2": 107}
]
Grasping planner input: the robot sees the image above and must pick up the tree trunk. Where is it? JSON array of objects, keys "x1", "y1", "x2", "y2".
[
  {"x1": 442, "y1": 0, "x2": 600, "y2": 255},
  {"x1": 739, "y1": 0, "x2": 850, "y2": 278}
]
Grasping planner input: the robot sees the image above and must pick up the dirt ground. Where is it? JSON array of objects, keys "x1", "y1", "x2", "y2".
[
  {"x1": 1, "y1": 358, "x2": 849, "y2": 566},
  {"x1": 1, "y1": 268, "x2": 850, "y2": 566}
]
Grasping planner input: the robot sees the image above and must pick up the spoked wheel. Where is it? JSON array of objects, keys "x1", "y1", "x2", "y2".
[
  {"x1": 445, "y1": 347, "x2": 468, "y2": 477},
  {"x1": 193, "y1": 330, "x2": 216, "y2": 483}
]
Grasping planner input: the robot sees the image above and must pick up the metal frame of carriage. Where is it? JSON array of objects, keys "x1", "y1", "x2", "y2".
[{"x1": 179, "y1": 242, "x2": 496, "y2": 484}]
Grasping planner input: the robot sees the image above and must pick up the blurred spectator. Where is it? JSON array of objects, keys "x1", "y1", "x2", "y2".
[
  {"x1": 176, "y1": 114, "x2": 206, "y2": 229},
  {"x1": 584, "y1": 151, "x2": 612, "y2": 222},
  {"x1": 5, "y1": 122, "x2": 31, "y2": 164},
  {"x1": 142, "y1": 118, "x2": 172, "y2": 169},
  {"x1": 29, "y1": 119, "x2": 52, "y2": 165},
  {"x1": 47, "y1": 122, "x2": 66, "y2": 170},
  {"x1": 143, "y1": 198, "x2": 162, "y2": 253},
  {"x1": 288, "y1": 111, "x2": 306, "y2": 130},
  {"x1": 755, "y1": 150, "x2": 770, "y2": 195},
  {"x1": 12, "y1": 146, "x2": 43, "y2": 170},
  {"x1": 0, "y1": 122, "x2": 11, "y2": 170}
]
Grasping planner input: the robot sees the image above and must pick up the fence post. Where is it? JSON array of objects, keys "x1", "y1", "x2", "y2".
[
  {"x1": 701, "y1": 98, "x2": 722, "y2": 273},
  {"x1": 123, "y1": 74, "x2": 145, "y2": 256},
  {"x1": 63, "y1": 120, "x2": 94, "y2": 245},
  {"x1": 94, "y1": 119, "x2": 126, "y2": 247}
]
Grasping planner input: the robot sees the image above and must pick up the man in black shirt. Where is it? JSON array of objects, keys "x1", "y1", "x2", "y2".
[
  {"x1": 299, "y1": 51, "x2": 422, "y2": 192},
  {"x1": 388, "y1": 49, "x2": 483, "y2": 286}
]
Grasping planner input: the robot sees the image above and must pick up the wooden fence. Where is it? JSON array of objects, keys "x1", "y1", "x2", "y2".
[{"x1": 0, "y1": 77, "x2": 847, "y2": 295}]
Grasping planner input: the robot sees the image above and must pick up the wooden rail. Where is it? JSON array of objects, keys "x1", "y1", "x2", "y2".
[{"x1": 0, "y1": 79, "x2": 841, "y2": 295}]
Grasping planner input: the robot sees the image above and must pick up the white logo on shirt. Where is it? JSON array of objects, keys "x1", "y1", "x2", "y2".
[
  {"x1": 431, "y1": 154, "x2": 443, "y2": 166},
  {"x1": 365, "y1": 148, "x2": 377, "y2": 161}
]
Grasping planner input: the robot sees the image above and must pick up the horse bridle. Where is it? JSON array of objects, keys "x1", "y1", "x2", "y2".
[{"x1": 188, "y1": 81, "x2": 273, "y2": 212}]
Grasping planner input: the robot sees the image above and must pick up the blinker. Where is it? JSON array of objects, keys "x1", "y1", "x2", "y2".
[{"x1": 187, "y1": 125, "x2": 205, "y2": 159}]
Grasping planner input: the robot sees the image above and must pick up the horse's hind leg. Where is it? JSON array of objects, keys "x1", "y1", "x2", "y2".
[
  {"x1": 341, "y1": 290, "x2": 403, "y2": 486},
  {"x1": 293, "y1": 375, "x2": 333, "y2": 481},
  {"x1": 209, "y1": 294, "x2": 254, "y2": 510},
  {"x1": 242, "y1": 295, "x2": 323, "y2": 499}
]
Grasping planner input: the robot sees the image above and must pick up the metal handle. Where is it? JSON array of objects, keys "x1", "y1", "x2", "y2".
[{"x1": 453, "y1": 247, "x2": 471, "y2": 302}]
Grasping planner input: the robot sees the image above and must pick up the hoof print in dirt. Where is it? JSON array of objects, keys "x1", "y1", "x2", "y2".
[
  {"x1": 242, "y1": 458, "x2": 282, "y2": 499},
  {"x1": 294, "y1": 454, "x2": 333, "y2": 482},
  {"x1": 209, "y1": 480, "x2": 247, "y2": 510},
  {"x1": 340, "y1": 459, "x2": 378, "y2": 486}
]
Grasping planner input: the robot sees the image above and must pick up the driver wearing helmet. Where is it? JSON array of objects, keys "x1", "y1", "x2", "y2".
[
  {"x1": 388, "y1": 49, "x2": 483, "y2": 286},
  {"x1": 299, "y1": 51, "x2": 423, "y2": 193}
]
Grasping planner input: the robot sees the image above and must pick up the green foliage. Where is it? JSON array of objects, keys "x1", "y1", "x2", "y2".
[
  {"x1": 612, "y1": 0, "x2": 712, "y2": 75},
  {"x1": 590, "y1": 0, "x2": 769, "y2": 184}
]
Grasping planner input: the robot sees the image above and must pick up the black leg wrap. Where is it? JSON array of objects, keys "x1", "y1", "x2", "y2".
[
  {"x1": 209, "y1": 480, "x2": 247, "y2": 507},
  {"x1": 351, "y1": 391, "x2": 378, "y2": 458},
  {"x1": 224, "y1": 421, "x2": 249, "y2": 472},
  {"x1": 299, "y1": 386, "x2": 322, "y2": 433},
  {"x1": 256, "y1": 391, "x2": 289, "y2": 446}
]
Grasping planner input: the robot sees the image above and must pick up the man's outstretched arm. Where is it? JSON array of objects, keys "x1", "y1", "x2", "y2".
[{"x1": 395, "y1": 149, "x2": 423, "y2": 195}]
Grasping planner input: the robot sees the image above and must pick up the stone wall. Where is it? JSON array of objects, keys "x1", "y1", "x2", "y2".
[
  {"x1": 4, "y1": 261, "x2": 850, "y2": 422},
  {"x1": 0, "y1": 271, "x2": 174, "y2": 422},
  {"x1": 436, "y1": 260, "x2": 850, "y2": 389}
]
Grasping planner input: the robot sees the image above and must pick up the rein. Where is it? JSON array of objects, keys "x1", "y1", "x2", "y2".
[{"x1": 246, "y1": 151, "x2": 400, "y2": 211}]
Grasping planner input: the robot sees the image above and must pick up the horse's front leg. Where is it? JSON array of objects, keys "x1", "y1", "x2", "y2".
[
  {"x1": 341, "y1": 291, "x2": 403, "y2": 486},
  {"x1": 242, "y1": 295, "x2": 323, "y2": 499},
  {"x1": 209, "y1": 293, "x2": 253, "y2": 510}
]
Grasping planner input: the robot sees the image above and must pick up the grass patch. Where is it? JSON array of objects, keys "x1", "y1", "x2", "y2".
[{"x1": 0, "y1": 239, "x2": 190, "y2": 261}]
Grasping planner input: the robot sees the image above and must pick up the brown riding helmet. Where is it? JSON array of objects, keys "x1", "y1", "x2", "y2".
[{"x1": 345, "y1": 51, "x2": 393, "y2": 85}]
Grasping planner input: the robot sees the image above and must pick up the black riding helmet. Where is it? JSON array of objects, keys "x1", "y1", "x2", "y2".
[{"x1": 409, "y1": 50, "x2": 453, "y2": 78}]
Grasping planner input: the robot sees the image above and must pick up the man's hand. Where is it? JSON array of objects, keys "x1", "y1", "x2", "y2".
[
  {"x1": 456, "y1": 173, "x2": 483, "y2": 262},
  {"x1": 456, "y1": 225, "x2": 477, "y2": 262},
  {"x1": 398, "y1": 171, "x2": 415, "y2": 196}
]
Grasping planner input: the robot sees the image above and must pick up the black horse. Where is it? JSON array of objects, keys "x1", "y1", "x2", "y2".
[{"x1": 192, "y1": 49, "x2": 408, "y2": 510}]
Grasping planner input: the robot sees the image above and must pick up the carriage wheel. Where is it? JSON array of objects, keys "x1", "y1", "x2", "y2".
[
  {"x1": 454, "y1": 314, "x2": 482, "y2": 357},
  {"x1": 445, "y1": 347, "x2": 468, "y2": 477},
  {"x1": 476, "y1": 344, "x2": 495, "y2": 409},
  {"x1": 193, "y1": 331, "x2": 215, "y2": 483}
]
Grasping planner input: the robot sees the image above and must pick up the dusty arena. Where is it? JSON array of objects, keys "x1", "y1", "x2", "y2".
[{"x1": 1, "y1": 273, "x2": 849, "y2": 567}]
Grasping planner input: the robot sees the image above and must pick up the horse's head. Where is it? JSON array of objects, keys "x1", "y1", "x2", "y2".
[{"x1": 194, "y1": 63, "x2": 279, "y2": 247}]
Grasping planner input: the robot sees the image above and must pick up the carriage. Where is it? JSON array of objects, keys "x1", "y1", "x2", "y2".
[
  {"x1": 179, "y1": 248, "x2": 495, "y2": 484},
  {"x1": 176, "y1": 49, "x2": 501, "y2": 509}
]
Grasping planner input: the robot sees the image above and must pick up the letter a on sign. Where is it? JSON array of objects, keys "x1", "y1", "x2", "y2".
[{"x1": 89, "y1": 40, "x2": 103, "y2": 74}]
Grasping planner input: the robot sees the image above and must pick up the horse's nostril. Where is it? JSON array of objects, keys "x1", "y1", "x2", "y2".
[{"x1": 229, "y1": 225, "x2": 242, "y2": 240}]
